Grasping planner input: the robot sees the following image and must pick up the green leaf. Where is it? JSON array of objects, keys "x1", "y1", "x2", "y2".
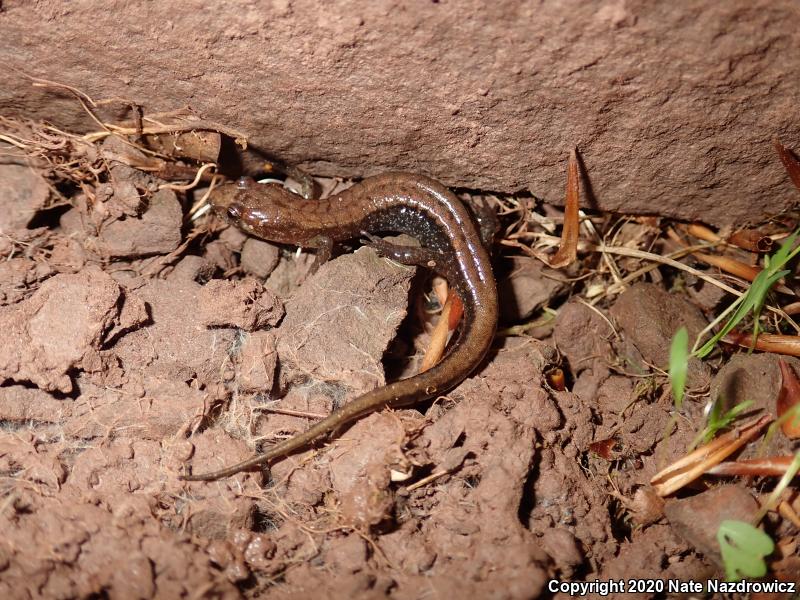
[
  {"x1": 688, "y1": 399, "x2": 754, "y2": 450},
  {"x1": 721, "y1": 399, "x2": 754, "y2": 421},
  {"x1": 768, "y1": 229, "x2": 800, "y2": 267},
  {"x1": 717, "y1": 520, "x2": 774, "y2": 581},
  {"x1": 669, "y1": 327, "x2": 689, "y2": 409}
]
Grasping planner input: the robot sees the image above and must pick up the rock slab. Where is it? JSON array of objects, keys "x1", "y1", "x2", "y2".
[{"x1": 1, "y1": 0, "x2": 799, "y2": 225}]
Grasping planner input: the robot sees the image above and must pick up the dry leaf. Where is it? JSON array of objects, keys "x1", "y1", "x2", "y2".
[
  {"x1": 728, "y1": 229, "x2": 773, "y2": 253},
  {"x1": 725, "y1": 331, "x2": 800, "y2": 357},
  {"x1": 420, "y1": 292, "x2": 462, "y2": 373},
  {"x1": 547, "y1": 148, "x2": 580, "y2": 268},
  {"x1": 589, "y1": 437, "x2": 618, "y2": 460},
  {"x1": 782, "y1": 301, "x2": 800, "y2": 316},
  {"x1": 775, "y1": 138, "x2": 800, "y2": 192},
  {"x1": 686, "y1": 223, "x2": 721, "y2": 244},
  {"x1": 777, "y1": 359, "x2": 800, "y2": 438},
  {"x1": 708, "y1": 455, "x2": 796, "y2": 477},
  {"x1": 693, "y1": 252, "x2": 761, "y2": 282}
]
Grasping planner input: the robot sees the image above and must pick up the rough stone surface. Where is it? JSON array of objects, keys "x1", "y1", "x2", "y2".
[
  {"x1": 197, "y1": 277, "x2": 283, "y2": 332},
  {"x1": 60, "y1": 188, "x2": 183, "y2": 259},
  {"x1": 2, "y1": 0, "x2": 799, "y2": 226}
]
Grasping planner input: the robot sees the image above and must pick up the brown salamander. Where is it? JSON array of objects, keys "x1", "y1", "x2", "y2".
[{"x1": 181, "y1": 172, "x2": 498, "y2": 481}]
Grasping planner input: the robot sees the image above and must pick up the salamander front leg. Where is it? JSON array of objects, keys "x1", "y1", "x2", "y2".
[
  {"x1": 360, "y1": 231, "x2": 441, "y2": 270},
  {"x1": 305, "y1": 235, "x2": 334, "y2": 274},
  {"x1": 463, "y1": 197, "x2": 500, "y2": 251}
]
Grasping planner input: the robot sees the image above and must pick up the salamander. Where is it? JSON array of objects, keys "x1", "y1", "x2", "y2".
[{"x1": 181, "y1": 172, "x2": 498, "y2": 481}]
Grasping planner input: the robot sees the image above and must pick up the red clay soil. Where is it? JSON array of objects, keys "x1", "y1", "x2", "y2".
[{"x1": 0, "y1": 138, "x2": 798, "y2": 598}]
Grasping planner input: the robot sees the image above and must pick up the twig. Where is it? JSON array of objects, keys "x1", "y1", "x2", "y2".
[{"x1": 253, "y1": 406, "x2": 328, "y2": 420}]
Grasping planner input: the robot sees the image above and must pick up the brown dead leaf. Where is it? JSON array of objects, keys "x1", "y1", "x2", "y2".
[
  {"x1": 707, "y1": 455, "x2": 796, "y2": 477},
  {"x1": 728, "y1": 228, "x2": 774, "y2": 253},
  {"x1": 548, "y1": 148, "x2": 580, "y2": 268},
  {"x1": 778, "y1": 501, "x2": 800, "y2": 529},
  {"x1": 775, "y1": 138, "x2": 800, "y2": 192},
  {"x1": 686, "y1": 223, "x2": 720, "y2": 244},
  {"x1": 693, "y1": 251, "x2": 761, "y2": 282},
  {"x1": 686, "y1": 223, "x2": 773, "y2": 253},
  {"x1": 420, "y1": 292, "x2": 462, "y2": 373},
  {"x1": 671, "y1": 228, "x2": 792, "y2": 294},
  {"x1": 588, "y1": 437, "x2": 618, "y2": 460},
  {"x1": 777, "y1": 359, "x2": 800, "y2": 438},
  {"x1": 725, "y1": 331, "x2": 800, "y2": 357}
]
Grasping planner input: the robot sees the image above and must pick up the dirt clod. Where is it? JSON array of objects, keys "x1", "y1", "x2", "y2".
[
  {"x1": 497, "y1": 256, "x2": 568, "y2": 321},
  {"x1": 241, "y1": 238, "x2": 281, "y2": 279},
  {"x1": 198, "y1": 277, "x2": 283, "y2": 331},
  {"x1": 0, "y1": 268, "x2": 132, "y2": 392},
  {"x1": 611, "y1": 282, "x2": 711, "y2": 387},
  {"x1": 277, "y1": 247, "x2": 414, "y2": 393},
  {"x1": 0, "y1": 164, "x2": 50, "y2": 230},
  {"x1": 665, "y1": 484, "x2": 760, "y2": 567}
]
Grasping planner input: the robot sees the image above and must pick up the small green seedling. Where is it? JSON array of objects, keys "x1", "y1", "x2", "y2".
[
  {"x1": 669, "y1": 326, "x2": 689, "y2": 410},
  {"x1": 660, "y1": 327, "x2": 690, "y2": 457},
  {"x1": 691, "y1": 399, "x2": 754, "y2": 449},
  {"x1": 718, "y1": 453, "x2": 800, "y2": 581},
  {"x1": 717, "y1": 520, "x2": 774, "y2": 581}
]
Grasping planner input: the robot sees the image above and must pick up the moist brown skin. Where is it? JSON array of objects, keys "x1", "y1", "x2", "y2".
[{"x1": 181, "y1": 172, "x2": 498, "y2": 480}]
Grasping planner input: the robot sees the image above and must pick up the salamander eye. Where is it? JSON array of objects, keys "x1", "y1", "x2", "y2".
[
  {"x1": 226, "y1": 202, "x2": 242, "y2": 220},
  {"x1": 236, "y1": 177, "x2": 250, "y2": 189}
]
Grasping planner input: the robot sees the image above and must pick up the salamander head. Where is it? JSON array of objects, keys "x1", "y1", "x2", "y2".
[
  {"x1": 208, "y1": 177, "x2": 298, "y2": 242},
  {"x1": 207, "y1": 177, "x2": 254, "y2": 223}
]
